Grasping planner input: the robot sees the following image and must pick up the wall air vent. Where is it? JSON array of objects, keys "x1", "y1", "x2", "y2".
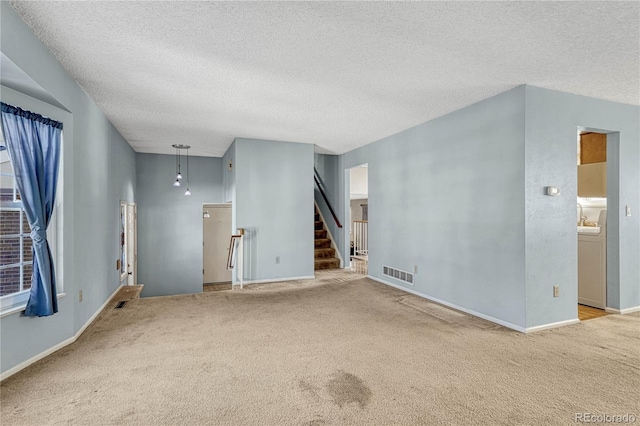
[{"x1": 383, "y1": 266, "x2": 414, "y2": 286}]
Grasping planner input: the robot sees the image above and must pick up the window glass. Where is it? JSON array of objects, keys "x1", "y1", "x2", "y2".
[{"x1": 0, "y1": 148, "x2": 34, "y2": 297}]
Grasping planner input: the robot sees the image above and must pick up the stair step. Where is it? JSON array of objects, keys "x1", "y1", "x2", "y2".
[
  {"x1": 314, "y1": 213, "x2": 320, "y2": 222},
  {"x1": 314, "y1": 221, "x2": 323, "y2": 230},
  {"x1": 314, "y1": 247, "x2": 336, "y2": 259},
  {"x1": 314, "y1": 230, "x2": 327, "y2": 239},
  {"x1": 314, "y1": 238, "x2": 331, "y2": 249},
  {"x1": 314, "y1": 258, "x2": 340, "y2": 270}
]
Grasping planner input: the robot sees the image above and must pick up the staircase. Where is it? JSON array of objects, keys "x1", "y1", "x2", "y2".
[{"x1": 314, "y1": 206, "x2": 340, "y2": 270}]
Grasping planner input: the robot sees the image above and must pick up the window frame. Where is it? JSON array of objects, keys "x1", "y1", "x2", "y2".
[{"x1": 0, "y1": 92, "x2": 66, "y2": 316}]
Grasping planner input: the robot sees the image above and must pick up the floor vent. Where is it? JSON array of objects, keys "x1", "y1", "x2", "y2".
[
  {"x1": 115, "y1": 301, "x2": 127, "y2": 309},
  {"x1": 383, "y1": 266, "x2": 414, "y2": 285}
]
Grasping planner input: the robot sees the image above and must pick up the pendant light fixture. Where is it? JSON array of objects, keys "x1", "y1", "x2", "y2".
[
  {"x1": 171, "y1": 144, "x2": 191, "y2": 194},
  {"x1": 172, "y1": 145, "x2": 181, "y2": 186}
]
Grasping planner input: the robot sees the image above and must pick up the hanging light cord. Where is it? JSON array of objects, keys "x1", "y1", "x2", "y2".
[
  {"x1": 184, "y1": 147, "x2": 192, "y2": 195},
  {"x1": 171, "y1": 144, "x2": 191, "y2": 192},
  {"x1": 177, "y1": 147, "x2": 181, "y2": 176}
]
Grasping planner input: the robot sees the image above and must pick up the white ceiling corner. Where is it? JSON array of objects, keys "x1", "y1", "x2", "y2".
[{"x1": 7, "y1": 1, "x2": 639, "y2": 158}]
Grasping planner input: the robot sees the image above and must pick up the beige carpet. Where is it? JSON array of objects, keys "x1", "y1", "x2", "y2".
[{"x1": 1, "y1": 270, "x2": 639, "y2": 425}]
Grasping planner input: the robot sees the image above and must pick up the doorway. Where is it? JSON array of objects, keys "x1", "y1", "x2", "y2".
[
  {"x1": 119, "y1": 201, "x2": 137, "y2": 286},
  {"x1": 203, "y1": 204, "x2": 232, "y2": 286},
  {"x1": 347, "y1": 164, "x2": 368, "y2": 274},
  {"x1": 576, "y1": 128, "x2": 616, "y2": 320}
]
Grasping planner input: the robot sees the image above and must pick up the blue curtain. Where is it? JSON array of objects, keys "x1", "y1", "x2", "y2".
[{"x1": 1, "y1": 102, "x2": 62, "y2": 317}]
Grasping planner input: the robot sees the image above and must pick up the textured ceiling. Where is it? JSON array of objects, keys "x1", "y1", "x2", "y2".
[{"x1": 9, "y1": 1, "x2": 640, "y2": 157}]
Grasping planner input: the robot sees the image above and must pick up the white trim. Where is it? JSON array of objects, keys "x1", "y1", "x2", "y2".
[
  {"x1": 0, "y1": 304, "x2": 26, "y2": 318},
  {"x1": 0, "y1": 292, "x2": 66, "y2": 319},
  {"x1": 314, "y1": 201, "x2": 343, "y2": 267},
  {"x1": 367, "y1": 275, "x2": 585, "y2": 333},
  {"x1": 605, "y1": 306, "x2": 640, "y2": 315},
  {"x1": 75, "y1": 285, "x2": 123, "y2": 337},
  {"x1": 118, "y1": 201, "x2": 130, "y2": 282},
  {"x1": 0, "y1": 285, "x2": 122, "y2": 382},
  {"x1": 0, "y1": 290, "x2": 30, "y2": 314},
  {"x1": 524, "y1": 318, "x2": 581, "y2": 333},
  {"x1": 0, "y1": 336, "x2": 76, "y2": 383},
  {"x1": 366, "y1": 275, "x2": 527, "y2": 332},
  {"x1": 237, "y1": 275, "x2": 316, "y2": 286}
]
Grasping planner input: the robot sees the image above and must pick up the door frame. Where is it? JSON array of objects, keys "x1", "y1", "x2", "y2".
[
  {"x1": 575, "y1": 126, "x2": 620, "y2": 314},
  {"x1": 344, "y1": 163, "x2": 369, "y2": 266},
  {"x1": 119, "y1": 200, "x2": 137, "y2": 286}
]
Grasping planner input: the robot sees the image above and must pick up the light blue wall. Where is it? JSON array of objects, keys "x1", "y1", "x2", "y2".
[
  {"x1": 234, "y1": 138, "x2": 314, "y2": 282},
  {"x1": 332, "y1": 84, "x2": 639, "y2": 330},
  {"x1": 137, "y1": 153, "x2": 223, "y2": 297},
  {"x1": 222, "y1": 140, "x2": 235, "y2": 204},
  {"x1": 72, "y1": 93, "x2": 137, "y2": 331},
  {"x1": 1, "y1": 2, "x2": 136, "y2": 374},
  {"x1": 222, "y1": 141, "x2": 237, "y2": 281},
  {"x1": 338, "y1": 87, "x2": 528, "y2": 329},
  {"x1": 524, "y1": 86, "x2": 640, "y2": 327},
  {"x1": 0, "y1": 87, "x2": 76, "y2": 374}
]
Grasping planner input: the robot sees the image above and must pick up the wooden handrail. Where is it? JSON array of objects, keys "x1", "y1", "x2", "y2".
[{"x1": 314, "y1": 173, "x2": 343, "y2": 228}]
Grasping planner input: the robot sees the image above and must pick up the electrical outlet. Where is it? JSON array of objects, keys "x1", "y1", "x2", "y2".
[
  {"x1": 553, "y1": 286, "x2": 559, "y2": 298},
  {"x1": 626, "y1": 206, "x2": 631, "y2": 217},
  {"x1": 275, "y1": 256, "x2": 280, "y2": 264},
  {"x1": 79, "y1": 290, "x2": 83, "y2": 303}
]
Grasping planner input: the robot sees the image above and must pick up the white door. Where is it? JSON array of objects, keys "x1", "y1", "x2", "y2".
[
  {"x1": 203, "y1": 204, "x2": 232, "y2": 283},
  {"x1": 126, "y1": 203, "x2": 137, "y2": 286}
]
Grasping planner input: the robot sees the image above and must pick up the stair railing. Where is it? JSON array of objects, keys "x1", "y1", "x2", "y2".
[
  {"x1": 227, "y1": 230, "x2": 244, "y2": 289},
  {"x1": 353, "y1": 220, "x2": 368, "y2": 256},
  {"x1": 314, "y1": 168, "x2": 342, "y2": 228}
]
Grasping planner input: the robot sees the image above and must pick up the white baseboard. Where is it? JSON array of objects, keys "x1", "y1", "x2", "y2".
[
  {"x1": 605, "y1": 306, "x2": 640, "y2": 314},
  {"x1": 235, "y1": 275, "x2": 316, "y2": 286},
  {"x1": 75, "y1": 285, "x2": 124, "y2": 337},
  {"x1": 524, "y1": 318, "x2": 580, "y2": 333},
  {"x1": 366, "y1": 275, "x2": 527, "y2": 332},
  {"x1": 0, "y1": 334, "x2": 76, "y2": 383},
  {"x1": 1, "y1": 284, "x2": 123, "y2": 382}
]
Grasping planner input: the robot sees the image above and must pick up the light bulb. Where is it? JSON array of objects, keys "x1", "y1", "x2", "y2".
[
  {"x1": 177, "y1": 173, "x2": 183, "y2": 180},
  {"x1": 173, "y1": 179, "x2": 181, "y2": 187},
  {"x1": 184, "y1": 188, "x2": 191, "y2": 196}
]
